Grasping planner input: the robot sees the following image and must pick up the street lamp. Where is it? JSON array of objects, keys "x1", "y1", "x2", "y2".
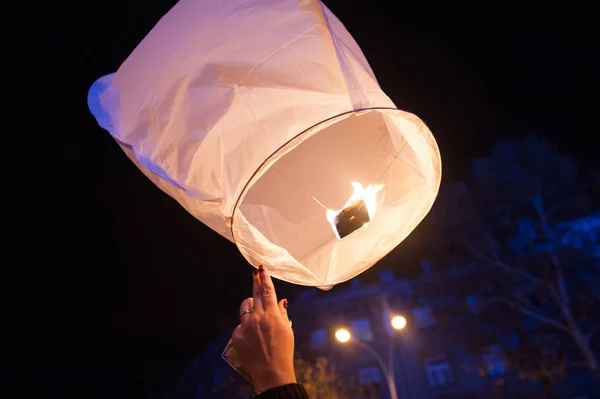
[
  {"x1": 391, "y1": 315, "x2": 407, "y2": 330},
  {"x1": 335, "y1": 328, "x2": 351, "y2": 343},
  {"x1": 334, "y1": 315, "x2": 407, "y2": 399}
]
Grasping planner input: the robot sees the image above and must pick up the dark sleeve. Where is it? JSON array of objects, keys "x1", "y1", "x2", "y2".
[{"x1": 253, "y1": 383, "x2": 308, "y2": 399}]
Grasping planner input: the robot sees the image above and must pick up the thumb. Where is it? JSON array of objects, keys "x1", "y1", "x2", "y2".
[{"x1": 278, "y1": 298, "x2": 289, "y2": 320}]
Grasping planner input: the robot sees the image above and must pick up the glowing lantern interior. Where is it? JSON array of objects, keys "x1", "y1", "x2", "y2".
[
  {"x1": 326, "y1": 182, "x2": 383, "y2": 239},
  {"x1": 233, "y1": 109, "x2": 439, "y2": 289}
]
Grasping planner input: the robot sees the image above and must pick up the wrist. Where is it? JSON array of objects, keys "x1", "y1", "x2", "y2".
[{"x1": 252, "y1": 367, "x2": 297, "y2": 394}]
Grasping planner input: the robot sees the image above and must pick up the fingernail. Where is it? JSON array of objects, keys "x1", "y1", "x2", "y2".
[
  {"x1": 283, "y1": 299, "x2": 288, "y2": 309},
  {"x1": 253, "y1": 268, "x2": 258, "y2": 275},
  {"x1": 258, "y1": 265, "x2": 264, "y2": 273}
]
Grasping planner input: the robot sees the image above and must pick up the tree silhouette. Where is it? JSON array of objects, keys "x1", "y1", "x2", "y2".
[
  {"x1": 432, "y1": 136, "x2": 599, "y2": 390},
  {"x1": 294, "y1": 356, "x2": 373, "y2": 399}
]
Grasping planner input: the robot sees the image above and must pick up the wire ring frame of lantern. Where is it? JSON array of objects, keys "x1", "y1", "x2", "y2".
[
  {"x1": 229, "y1": 106, "x2": 434, "y2": 274},
  {"x1": 230, "y1": 106, "x2": 398, "y2": 236}
]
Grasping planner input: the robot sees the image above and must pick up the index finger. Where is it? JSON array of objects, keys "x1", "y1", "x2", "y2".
[
  {"x1": 252, "y1": 268, "x2": 263, "y2": 312},
  {"x1": 258, "y1": 265, "x2": 278, "y2": 311}
]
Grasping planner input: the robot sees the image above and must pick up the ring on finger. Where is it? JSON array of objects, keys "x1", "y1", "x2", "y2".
[{"x1": 239, "y1": 309, "x2": 252, "y2": 318}]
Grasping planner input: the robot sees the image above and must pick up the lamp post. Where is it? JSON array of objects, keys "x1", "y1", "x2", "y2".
[{"x1": 335, "y1": 314, "x2": 406, "y2": 399}]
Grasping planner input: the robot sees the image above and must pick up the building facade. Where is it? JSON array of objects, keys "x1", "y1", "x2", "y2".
[{"x1": 173, "y1": 214, "x2": 599, "y2": 398}]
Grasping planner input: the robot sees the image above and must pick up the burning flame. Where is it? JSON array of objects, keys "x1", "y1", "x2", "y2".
[{"x1": 326, "y1": 182, "x2": 383, "y2": 238}]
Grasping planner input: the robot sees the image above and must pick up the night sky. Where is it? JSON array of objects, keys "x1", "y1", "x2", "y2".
[{"x1": 16, "y1": 0, "x2": 598, "y2": 397}]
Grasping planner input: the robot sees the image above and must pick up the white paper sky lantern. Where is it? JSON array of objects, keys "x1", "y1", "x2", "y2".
[{"x1": 88, "y1": 0, "x2": 441, "y2": 289}]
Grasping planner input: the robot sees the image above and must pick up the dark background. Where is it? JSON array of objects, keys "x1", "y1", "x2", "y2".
[{"x1": 15, "y1": 0, "x2": 598, "y2": 397}]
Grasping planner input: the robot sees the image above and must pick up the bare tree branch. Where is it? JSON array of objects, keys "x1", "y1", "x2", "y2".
[
  {"x1": 532, "y1": 196, "x2": 555, "y2": 240},
  {"x1": 585, "y1": 326, "x2": 600, "y2": 346},
  {"x1": 487, "y1": 296, "x2": 569, "y2": 333},
  {"x1": 551, "y1": 254, "x2": 570, "y2": 304},
  {"x1": 459, "y1": 238, "x2": 548, "y2": 286},
  {"x1": 548, "y1": 283, "x2": 562, "y2": 306}
]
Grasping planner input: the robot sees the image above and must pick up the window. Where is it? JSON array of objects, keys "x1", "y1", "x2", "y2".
[
  {"x1": 310, "y1": 328, "x2": 327, "y2": 349},
  {"x1": 482, "y1": 345, "x2": 505, "y2": 377},
  {"x1": 420, "y1": 259, "x2": 434, "y2": 274},
  {"x1": 540, "y1": 334, "x2": 561, "y2": 355},
  {"x1": 298, "y1": 288, "x2": 316, "y2": 300},
  {"x1": 358, "y1": 366, "x2": 382, "y2": 385},
  {"x1": 396, "y1": 279, "x2": 414, "y2": 295},
  {"x1": 465, "y1": 296, "x2": 480, "y2": 314},
  {"x1": 350, "y1": 318, "x2": 373, "y2": 341},
  {"x1": 505, "y1": 332, "x2": 519, "y2": 349},
  {"x1": 424, "y1": 355, "x2": 453, "y2": 388},
  {"x1": 214, "y1": 370, "x2": 224, "y2": 385},
  {"x1": 412, "y1": 306, "x2": 436, "y2": 329},
  {"x1": 378, "y1": 269, "x2": 395, "y2": 282},
  {"x1": 359, "y1": 366, "x2": 382, "y2": 397}
]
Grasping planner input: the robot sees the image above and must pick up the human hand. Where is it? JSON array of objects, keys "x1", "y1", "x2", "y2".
[{"x1": 231, "y1": 265, "x2": 296, "y2": 393}]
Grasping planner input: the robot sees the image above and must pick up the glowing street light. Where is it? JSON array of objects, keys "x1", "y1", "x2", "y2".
[
  {"x1": 391, "y1": 315, "x2": 407, "y2": 330},
  {"x1": 333, "y1": 301, "x2": 405, "y2": 399},
  {"x1": 335, "y1": 328, "x2": 351, "y2": 343},
  {"x1": 334, "y1": 325, "x2": 398, "y2": 399}
]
